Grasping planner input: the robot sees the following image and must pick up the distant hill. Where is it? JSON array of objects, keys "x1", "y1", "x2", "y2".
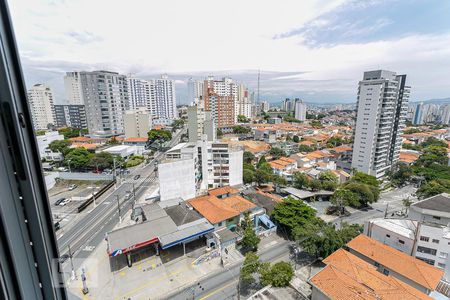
[{"x1": 410, "y1": 98, "x2": 450, "y2": 105}]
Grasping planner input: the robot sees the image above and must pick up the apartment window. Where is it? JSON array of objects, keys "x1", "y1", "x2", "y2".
[
  {"x1": 398, "y1": 240, "x2": 405, "y2": 244},
  {"x1": 432, "y1": 239, "x2": 439, "y2": 244},
  {"x1": 416, "y1": 257, "x2": 435, "y2": 265},
  {"x1": 417, "y1": 246, "x2": 437, "y2": 256},
  {"x1": 386, "y1": 234, "x2": 390, "y2": 238},
  {"x1": 432, "y1": 216, "x2": 441, "y2": 220},
  {"x1": 439, "y1": 252, "x2": 448, "y2": 258},
  {"x1": 420, "y1": 236, "x2": 429, "y2": 242},
  {"x1": 438, "y1": 263, "x2": 446, "y2": 269}
]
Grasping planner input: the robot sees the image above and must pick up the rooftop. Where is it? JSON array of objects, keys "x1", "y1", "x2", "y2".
[
  {"x1": 411, "y1": 193, "x2": 450, "y2": 214},
  {"x1": 311, "y1": 249, "x2": 432, "y2": 300},
  {"x1": 368, "y1": 218, "x2": 418, "y2": 239},
  {"x1": 347, "y1": 234, "x2": 444, "y2": 290},
  {"x1": 208, "y1": 186, "x2": 240, "y2": 197},
  {"x1": 188, "y1": 194, "x2": 256, "y2": 224}
]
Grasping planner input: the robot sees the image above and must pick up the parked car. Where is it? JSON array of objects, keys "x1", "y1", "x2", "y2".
[
  {"x1": 57, "y1": 167, "x2": 69, "y2": 172},
  {"x1": 54, "y1": 198, "x2": 66, "y2": 206},
  {"x1": 134, "y1": 174, "x2": 141, "y2": 180},
  {"x1": 68, "y1": 184, "x2": 77, "y2": 191},
  {"x1": 59, "y1": 253, "x2": 69, "y2": 263},
  {"x1": 125, "y1": 191, "x2": 132, "y2": 200},
  {"x1": 59, "y1": 198, "x2": 71, "y2": 206}
]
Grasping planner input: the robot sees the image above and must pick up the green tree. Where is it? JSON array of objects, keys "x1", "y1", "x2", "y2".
[
  {"x1": 237, "y1": 114, "x2": 249, "y2": 123},
  {"x1": 216, "y1": 128, "x2": 223, "y2": 138},
  {"x1": 309, "y1": 179, "x2": 322, "y2": 191},
  {"x1": 171, "y1": 119, "x2": 185, "y2": 131},
  {"x1": 243, "y1": 151, "x2": 255, "y2": 164},
  {"x1": 418, "y1": 145, "x2": 448, "y2": 166},
  {"x1": 293, "y1": 135, "x2": 300, "y2": 143},
  {"x1": 310, "y1": 120, "x2": 323, "y2": 128},
  {"x1": 241, "y1": 214, "x2": 260, "y2": 252},
  {"x1": 243, "y1": 162, "x2": 255, "y2": 172},
  {"x1": 58, "y1": 127, "x2": 87, "y2": 139},
  {"x1": 258, "y1": 262, "x2": 272, "y2": 286},
  {"x1": 240, "y1": 252, "x2": 260, "y2": 285},
  {"x1": 421, "y1": 137, "x2": 448, "y2": 149},
  {"x1": 293, "y1": 172, "x2": 309, "y2": 189},
  {"x1": 331, "y1": 188, "x2": 357, "y2": 215},
  {"x1": 271, "y1": 196, "x2": 317, "y2": 235},
  {"x1": 254, "y1": 169, "x2": 271, "y2": 186},
  {"x1": 269, "y1": 147, "x2": 286, "y2": 159},
  {"x1": 64, "y1": 148, "x2": 92, "y2": 169},
  {"x1": 271, "y1": 174, "x2": 287, "y2": 187},
  {"x1": 326, "y1": 136, "x2": 344, "y2": 148},
  {"x1": 36, "y1": 130, "x2": 46, "y2": 136},
  {"x1": 267, "y1": 262, "x2": 294, "y2": 287},
  {"x1": 298, "y1": 144, "x2": 315, "y2": 152},
  {"x1": 257, "y1": 156, "x2": 267, "y2": 168},
  {"x1": 243, "y1": 169, "x2": 254, "y2": 184},
  {"x1": 48, "y1": 140, "x2": 72, "y2": 155},
  {"x1": 283, "y1": 115, "x2": 301, "y2": 123},
  {"x1": 232, "y1": 125, "x2": 251, "y2": 134},
  {"x1": 344, "y1": 182, "x2": 377, "y2": 207},
  {"x1": 390, "y1": 164, "x2": 413, "y2": 186},
  {"x1": 147, "y1": 129, "x2": 172, "y2": 143},
  {"x1": 350, "y1": 172, "x2": 379, "y2": 187},
  {"x1": 89, "y1": 152, "x2": 114, "y2": 170},
  {"x1": 318, "y1": 171, "x2": 339, "y2": 191},
  {"x1": 417, "y1": 179, "x2": 450, "y2": 198}
]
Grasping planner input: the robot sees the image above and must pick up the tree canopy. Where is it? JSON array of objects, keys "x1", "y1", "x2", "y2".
[
  {"x1": 64, "y1": 148, "x2": 92, "y2": 169},
  {"x1": 271, "y1": 196, "x2": 317, "y2": 234},
  {"x1": 48, "y1": 140, "x2": 72, "y2": 155},
  {"x1": 269, "y1": 147, "x2": 286, "y2": 159},
  {"x1": 293, "y1": 172, "x2": 309, "y2": 189},
  {"x1": 241, "y1": 214, "x2": 260, "y2": 253},
  {"x1": 58, "y1": 127, "x2": 88, "y2": 139},
  {"x1": 237, "y1": 115, "x2": 250, "y2": 123},
  {"x1": 147, "y1": 129, "x2": 172, "y2": 143},
  {"x1": 232, "y1": 125, "x2": 251, "y2": 134}
]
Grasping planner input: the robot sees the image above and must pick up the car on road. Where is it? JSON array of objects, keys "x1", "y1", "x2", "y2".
[
  {"x1": 54, "y1": 222, "x2": 60, "y2": 231},
  {"x1": 134, "y1": 174, "x2": 141, "y2": 180},
  {"x1": 125, "y1": 191, "x2": 132, "y2": 200},
  {"x1": 68, "y1": 184, "x2": 77, "y2": 191},
  {"x1": 58, "y1": 167, "x2": 69, "y2": 172},
  {"x1": 59, "y1": 198, "x2": 71, "y2": 206},
  {"x1": 54, "y1": 198, "x2": 66, "y2": 206}
]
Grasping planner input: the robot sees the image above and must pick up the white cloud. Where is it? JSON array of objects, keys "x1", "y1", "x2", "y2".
[{"x1": 6, "y1": 0, "x2": 450, "y2": 103}]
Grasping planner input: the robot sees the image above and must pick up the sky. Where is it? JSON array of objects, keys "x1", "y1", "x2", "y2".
[{"x1": 8, "y1": 0, "x2": 450, "y2": 104}]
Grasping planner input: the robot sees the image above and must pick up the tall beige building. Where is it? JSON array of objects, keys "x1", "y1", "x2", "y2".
[
  {"x1": 187, "y1": 106, "x2": 216, "y2": 142},
  {"x1": 123, "y1": 108, "x2": 152, "y2": 138},
  {"x1": 27, "y1": 84, "x2": 56, "y2": 131}
]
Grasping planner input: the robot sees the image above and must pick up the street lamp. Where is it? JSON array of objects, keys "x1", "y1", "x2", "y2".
[{"x1": 67, "y1": 159, "x2": 71, "y2": 173}]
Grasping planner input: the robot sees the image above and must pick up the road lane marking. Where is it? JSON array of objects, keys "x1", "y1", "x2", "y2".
[{"x1": 199, "y1": 279, "x2": 238, "y2": 300}]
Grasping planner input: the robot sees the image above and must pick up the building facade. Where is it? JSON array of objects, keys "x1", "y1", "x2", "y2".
[
  {"x1": 127, "y1": 77, "x2": 154, "y2": 111},
  {"x1": 187, "y1": 106, "x2": 216, "y2": 142},
  {"x1": 54, "y1": 104, "x2": 88, "y2": 129},
  {"x1": 351, "y1": 70, "x2": 410, "y2": 178},
  {"x1": 203, "y1": 77, "x2": 236, "y2": 127},
  {"x1": 187, "y1": 78, "x2": 204, "y2": 105},
  {"x1": 153, "y1": 74, "x2": 177, "y2": 124},
  {"x1": 64, "y1": 71, "x2": 84, "y2": 105},
  {"x1": 123, "y1": 108, "x2": 152, "y2": 138},
  {"x1": 69, "y1": 70, "x2": 129, "y2": 136},
  {"x1": 294, "y1": 99, "x2": 306, "y2": 121},
  {"x1": 27, "y1": 84, "x2": 56, "y2": 131}
]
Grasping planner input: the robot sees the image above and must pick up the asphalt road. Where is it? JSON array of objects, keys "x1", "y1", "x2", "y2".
[
  {"x1": 333, "y1": 185, "x2": 418, "y2": 226},
  {"x1": 58, "y1": 128, "x2": 185, "y2": 264},
  {"x1": 166, "y1": 240, "x2": 292, "y2": 300}
]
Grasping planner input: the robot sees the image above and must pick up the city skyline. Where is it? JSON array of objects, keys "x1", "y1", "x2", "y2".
[{"x1": 9, "y1": 0, "x2": 450, "y2": 104}]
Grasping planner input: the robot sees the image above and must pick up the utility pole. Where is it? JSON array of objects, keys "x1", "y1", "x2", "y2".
[
  {"x1": 92, "y1": 192, "x2": 97, "y2": 207},
  {"x1": 132, "y1": 183, "x2": 136, "y2": 209},
  {"x1": 116, "y1": 194, "x2": 121, "y2": 223},
  {"x1": 81, "y1": 267, "x2": 89, "y2": 295},
  {"x1": 384, "y1": 203, "x2": 389, "y2": 218},
  {"x1": 68, "y1": 244, "x2": 76, "y2": 280},
  {"x1": 113, "y1": 157, "x2": 117, "y2": 189}
]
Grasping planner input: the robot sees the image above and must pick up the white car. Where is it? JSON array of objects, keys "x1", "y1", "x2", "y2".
[
  {"x1": 68, "y1": 184, "x2": 77, "y2": 191},
  {"x1": 59, "y1": 198, "x2": 71, "y2": 206}
]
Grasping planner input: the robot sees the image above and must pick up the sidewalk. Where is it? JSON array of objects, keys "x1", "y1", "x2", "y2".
[{"x1": 66, "y1": 233, "x2": 285, "y2": 300}]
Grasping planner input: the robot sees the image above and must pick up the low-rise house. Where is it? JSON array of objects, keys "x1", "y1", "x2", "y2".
[
  {"x1": 310, "y1": 248, "x2": 433, "y2": 300},
  {"x1": 399, "y1": 150, "x2": 420, "y2": 165},
  {"x1": 347, "y1": 234, "x2": 444, "y2": 295},
  {"x1": 331, "y1": 169, "x2": 351, "y2": 184},
  {"x1": 269, "y1": 157, "x2": 297, "y2": 177},
  {"x1": 188, "y1": 187, "x2": 264, "y2": 231}
]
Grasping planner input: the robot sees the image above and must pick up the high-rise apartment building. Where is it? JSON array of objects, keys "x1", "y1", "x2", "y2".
[
  {"x1": 283, "y1": 98, "x2": 294, "y2": 112},
  {"x1": 236, "y1": 84, "x2": 253, "y2": 119},
  {"x1": 441, "y1": 105, "x2": 450, "y2": 124},
  {"x1": 294, "y1": 99, "x2": 306, "y2": 121},
  {"x1": 187, "y1": 106, "x2": 216, "y2": 142},
  {"x1": 27, "y1": 84, "x2": 56, "y2": 131},
  {"x1": 158, "y1": 138, "x2": 243, "y2": 201},
  {"x1": 351, "y1": 70, "x2": 410, "y2": 178},
  {"x1": 54, "y1": 104, "x2": 88, "y2": 129},
  {"x1": 203, "y1": 77, "x2": 235, "y2": 128},
  {"x1": 413, "y1": 102, "x2": 423, "y2": 125},
  {"x1": 127, "y1": 77, "x2": 155, "y2": 111},
  {"x1": 187, "y1": 78, "x2": 204, "y2": 105},
  {"x1": 64, "y1": 71, "x2": 84, "y2": 105},
  {"x1": 69, "y1": 70, "x2": 129, "y2": 136},
  {"x1": 123, "y1": 108, "x2": 152, "y2": 138},
  {"x1": 260, "y1": 101, "x2": 270, "y2": 112},
  {"x1": 153, "y1": 74, "x2": 177, "y2": 124}
]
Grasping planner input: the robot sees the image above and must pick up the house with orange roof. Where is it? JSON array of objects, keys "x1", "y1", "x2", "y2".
[
  {"x1": 188, "y1": 189, "x2": 263, "y2": 230},
  {"x1": 310, "y1": 248, "x2": 433, "y2": 300},
  {"x1": 124, "y1": 137, "x2": 148, "y2": 146},
  {"x1": 269, "y1": 156, "x2": 297, "y2": 177},
  {"x1": 399, "y1": 150, "x2": 420, "y2": 165},
  {"x1": 70, "y1": 143, "x2": 99, "y2": 150},
  {"x1": 347, "y1": 234, "x2": 444, "y2": 294}
]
